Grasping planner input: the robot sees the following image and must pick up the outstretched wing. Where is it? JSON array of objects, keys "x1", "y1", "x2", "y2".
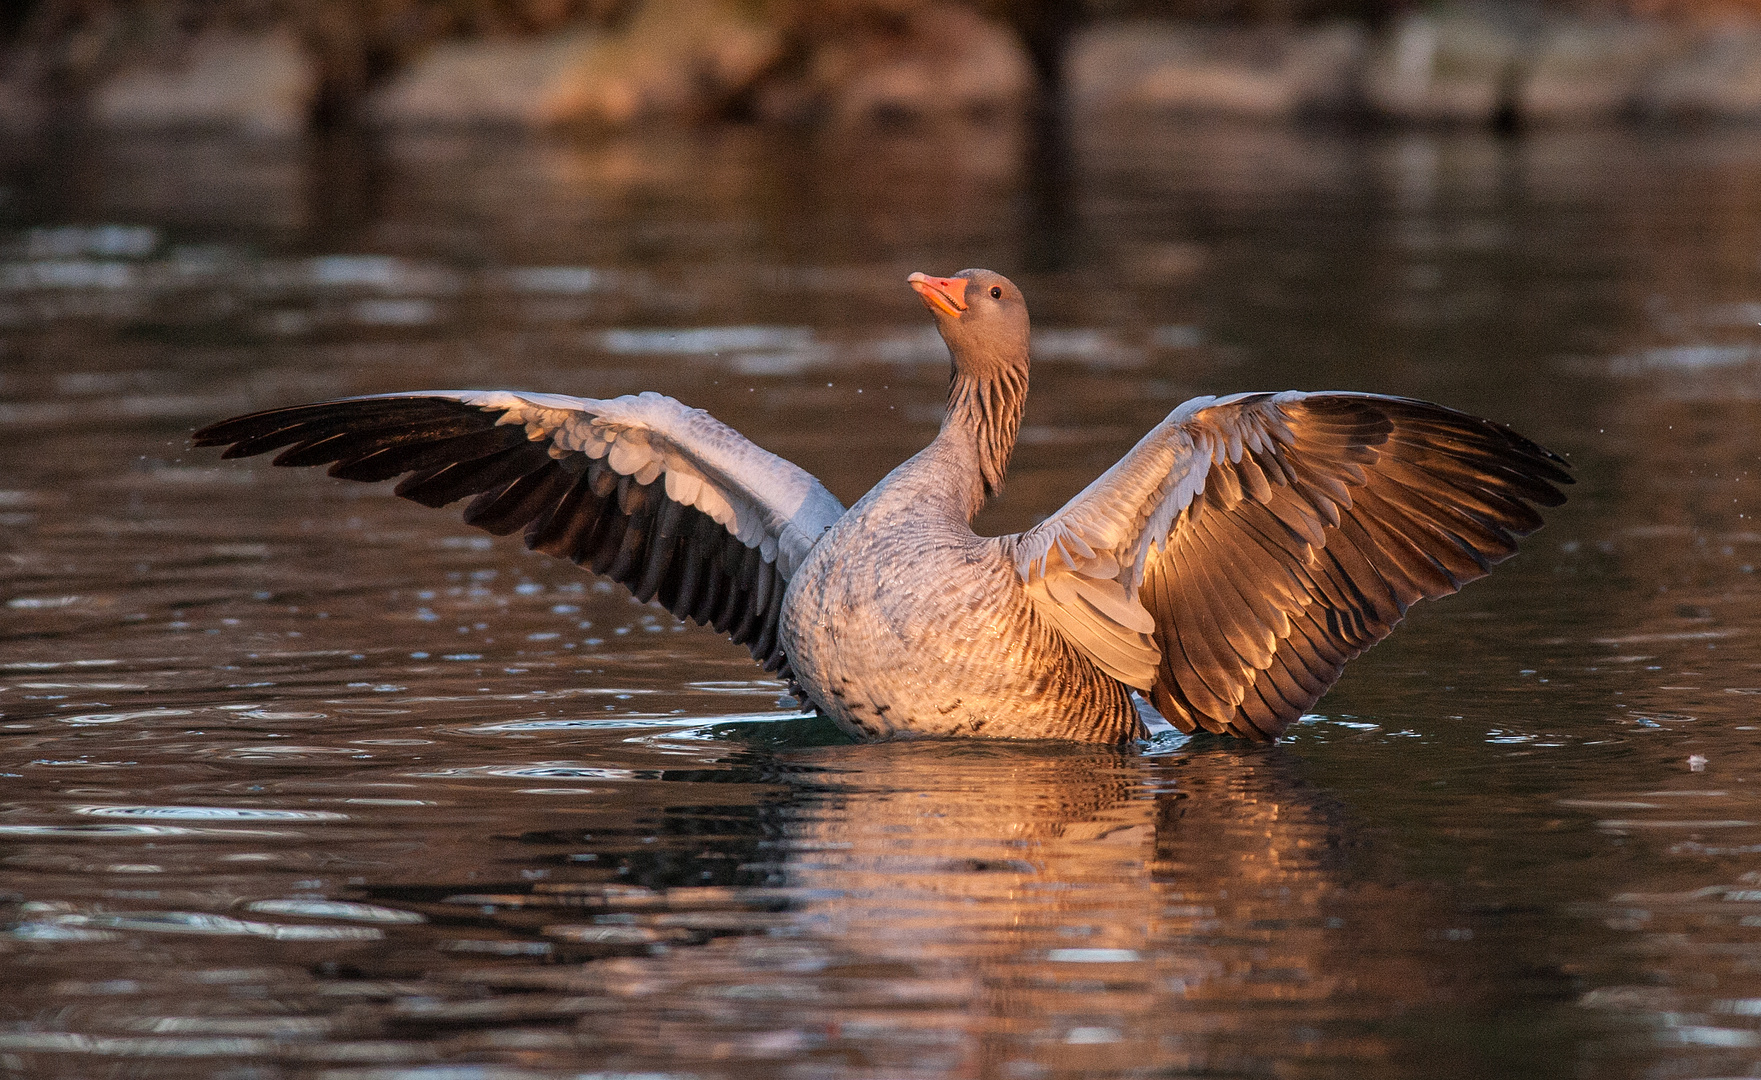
[
  {"x1": 192, "y1": 390, "x2": 847, "y2": 677},
  {"x1": 1013, "y1": 391, "x2": 1571, "y2": 740}
]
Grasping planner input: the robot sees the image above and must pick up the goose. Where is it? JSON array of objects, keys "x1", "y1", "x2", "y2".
[{"x1": 193, "y1": 268, "x2": 1570, "y2": 743}]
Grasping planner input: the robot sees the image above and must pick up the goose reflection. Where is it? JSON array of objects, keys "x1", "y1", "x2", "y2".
[{"x1": 575, "y1": 737, "x2": 1476, "y2": 1077}]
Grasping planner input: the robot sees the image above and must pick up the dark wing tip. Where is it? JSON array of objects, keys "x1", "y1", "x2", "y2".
[
  {"x1": 190, "y1": 411, "x2": 285, "y2": 449},
  {"x1": 1487, "y1": 429, "x2": 1573, "y2": 510},
  {"x1": 1483, "y1": 417, "x2": 1575, "y2": 492},
  {"x1": 1371, "y1": 396, "x2": 1575, "y2": 511},
  {"x1": 192, "y1": 396, "x2": 500, "y2": 458}
]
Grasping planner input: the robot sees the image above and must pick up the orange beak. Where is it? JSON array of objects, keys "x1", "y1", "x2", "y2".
[{"x1": 908, "y1": 272, "x2": 969, "y2": 319}]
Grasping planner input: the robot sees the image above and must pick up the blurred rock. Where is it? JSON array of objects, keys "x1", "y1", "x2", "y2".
[
  {"x1": 755, "y1": 3, "x2": 1035, "y2": 127},
  {"x1": 0, "y1": 78, "x2": 46, "y2": 136},
  {"x1": 1067, "y1": 23, "x2": 1365, "y2": 119},
  {"x1": 90, "y1": 29, "x2": 316, "y2": 136},
  {"x1": 1641, "y1": 27, "x2": 1761, "y2": 120},
  {"x1": 37, "y1": 2, "x2": 1761, "y2": 135},
  {"x1": 1518, "y1": 21, "x2": 1682, "y2": 123},
  {"x1": 1363, "y1": 11, "x2": 1524, "y2": 123},
  {"x1": 367, "y1": 0, "x2": 781, "y2": 128},
  {"x1": 366, "y1": 29, "x2": 596, "y2": 126},
  {"x1": 542, "y1": 0, "x2": 781, "y2": 125}
]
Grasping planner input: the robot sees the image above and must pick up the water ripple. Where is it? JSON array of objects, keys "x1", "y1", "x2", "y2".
[
  {"x1": 405, "y1": 764, "x2": 639, "y2": 780},
  {"x1": 56, "y1": 708, "x2": 196, "y2": 726},
  {"x1": 246, "y1": 899, "x2": 426, "y2": 923},
  {"x1": 71, "y1": 805, "x2": 348, "y2": 821},
  {"x1": 0, "y1": 823, "x2": 296, "y2": 839}
]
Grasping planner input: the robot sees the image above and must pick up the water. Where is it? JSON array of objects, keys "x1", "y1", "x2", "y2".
[{"x1": 0, "y1": 119, "x2": 1758, "y2": 1078}]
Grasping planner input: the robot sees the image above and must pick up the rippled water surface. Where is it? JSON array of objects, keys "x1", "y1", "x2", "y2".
[{"x1": 2, "y1": 121, "x2": 1760, "y2": 1078}]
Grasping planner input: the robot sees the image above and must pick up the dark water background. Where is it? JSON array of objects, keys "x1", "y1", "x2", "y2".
[{"x1": 1, "y1": 119, "x2": 1758, "y2": 1079}]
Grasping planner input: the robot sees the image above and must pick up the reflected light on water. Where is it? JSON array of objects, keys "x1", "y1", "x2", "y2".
[{"x1": 0, "y1": 120, "x2": 1759, "y2": 1077}]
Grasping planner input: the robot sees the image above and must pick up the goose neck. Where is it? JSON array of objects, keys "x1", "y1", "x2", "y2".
[{"x1": 934, "y1": 366, "x2": 1027, "y2": 516}]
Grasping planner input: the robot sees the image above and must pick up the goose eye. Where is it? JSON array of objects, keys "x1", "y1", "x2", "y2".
[{"x1": 990, "y1": 286, "x2": 1002, "y2": 299}]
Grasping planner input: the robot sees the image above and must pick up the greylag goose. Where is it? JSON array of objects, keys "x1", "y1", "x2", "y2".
[{"x1": 193, "y1": 269, "x2": 1570, "y2": 743}]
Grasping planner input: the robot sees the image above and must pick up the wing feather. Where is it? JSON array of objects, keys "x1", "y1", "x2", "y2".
[
  {"x1": 1015, "y1": 391, "x2": 1569, "y2": 740},
  {"x1": 462, "y1": 461, "x2": 576, "y2": 536},
  {"x1": 193, "y1": 391, "x2": 846, "y2": 678}
]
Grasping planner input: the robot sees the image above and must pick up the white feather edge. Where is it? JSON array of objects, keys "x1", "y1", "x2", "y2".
[
  {"x1": 389, "y1": 389, "x2": 844, "y2": 580},
  {"x1": 1022, "y1": 574, "x2": 1159, "y2": 689}
]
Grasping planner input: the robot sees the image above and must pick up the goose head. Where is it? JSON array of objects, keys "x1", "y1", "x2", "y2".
[{"x1": 908, "y1": 268, "x2": 1030, "y2": 384}]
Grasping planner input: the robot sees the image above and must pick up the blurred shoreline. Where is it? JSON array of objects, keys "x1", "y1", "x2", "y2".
[{"x1": 10, "y1": 0, "x2": 1761, "y2": 139}]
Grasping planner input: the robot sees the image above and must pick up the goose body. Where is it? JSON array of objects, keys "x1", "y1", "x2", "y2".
[
  {"x1": 782, "y1": 432, "x2": 1141, "y2": 743},
  {"x1": 194, "y1": 269, "x2": 1570, "y2": 744}
]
